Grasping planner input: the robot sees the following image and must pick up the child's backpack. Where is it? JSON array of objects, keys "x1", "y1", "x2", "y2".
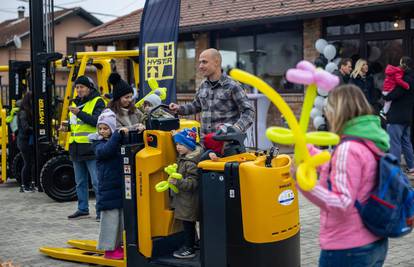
[{"x1": 330, "y1": 137, "x2": 414, "y2": 238}]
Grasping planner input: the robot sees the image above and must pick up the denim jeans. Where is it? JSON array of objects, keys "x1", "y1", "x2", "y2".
[
  {"x1": 319, "y1": 238, "x2": 388, "y2": 267},
  {"x1": 73, "y1": 159, "x2": 99, "y2": 213},
  {"x1": 387, "y1": 124, "x2": 414, "y2": 169}
]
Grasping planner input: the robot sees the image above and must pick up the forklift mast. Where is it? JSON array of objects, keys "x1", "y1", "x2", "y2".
[
  {"x1": 29, "y1": 0, "x2": 62, "y2": 189},
  {"x1": 8, "y1": 60, "x2": 31, "y2": 108}
]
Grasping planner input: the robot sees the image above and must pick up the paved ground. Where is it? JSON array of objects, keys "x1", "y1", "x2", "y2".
[{"x1": 0, "y1": 179, "x2": 413, "y2": 267}]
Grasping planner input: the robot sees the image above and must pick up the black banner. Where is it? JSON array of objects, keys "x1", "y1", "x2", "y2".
[{"x1": 138, "y1": 0, "x2": 181, "y2": 103}]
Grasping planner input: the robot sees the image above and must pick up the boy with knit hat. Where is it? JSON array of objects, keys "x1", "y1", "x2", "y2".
[
  {"x1": 88, "y1": 109, "x2": 126, "y2": 260},
  {"x1": 170, "y1": 128, "x2": 202, "y2": 259}
]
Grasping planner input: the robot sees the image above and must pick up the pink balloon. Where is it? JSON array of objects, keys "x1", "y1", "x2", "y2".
[
  {"x1": 296, "y1": 60, "x2": 316, "y2": 73},
  {"x1": 314, "y1": 70, "x2": 339, "y2": 91},
  {"x1": 286, "y1": 69, "x2": 314, "y2": 85}
]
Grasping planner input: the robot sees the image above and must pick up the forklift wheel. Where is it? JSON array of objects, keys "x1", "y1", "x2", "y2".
[
  {"x1": 11, "y1": 152, "x2": 23, "y2": 185},
  {"x1": 40, "y1": 154, "x2": 77, "y2": 202}
]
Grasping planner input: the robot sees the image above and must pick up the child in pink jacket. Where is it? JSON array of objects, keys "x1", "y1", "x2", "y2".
[
  {"x1": 299, "y1": 84, "x2": 390, "y2": 267},
  {"x1": 381, "y1": 59, "x2": 410, "y2": 116}
]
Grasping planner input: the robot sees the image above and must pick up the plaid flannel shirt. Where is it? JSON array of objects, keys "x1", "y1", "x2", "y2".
[{"x1": 178, "y1": 73, "x2": 255, "y2": 135}]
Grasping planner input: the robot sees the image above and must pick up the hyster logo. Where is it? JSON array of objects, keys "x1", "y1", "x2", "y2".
[{"x1": 39, "y1": 99, "x2": 45, "y2": 125}]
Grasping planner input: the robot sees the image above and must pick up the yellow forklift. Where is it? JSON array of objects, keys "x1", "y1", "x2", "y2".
[
  {"x1": 0, "y1": 65, "x2": 9, "y2": 183},
  {"x1": 37, "y1": 50, "x2": 137, "y2": 201},
  {"x1": 0, "y1": 61, "x2": 31, "y2": 184}
]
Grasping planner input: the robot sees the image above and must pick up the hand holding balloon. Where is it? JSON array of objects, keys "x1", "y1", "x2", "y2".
[
  {"x1": 229, "y1": 64, "x2": 339, "y2": 191},
  {"x1": 135, "y1": 77, "x2": 167, "y2": 108},
  {"x1": 155, "y1": 163, "x2": 183, "y2": 193}
]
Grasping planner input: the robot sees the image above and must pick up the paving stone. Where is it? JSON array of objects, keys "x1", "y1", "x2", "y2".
[{"x1": 1, "y1": 180, "x2": 414, "y2": 266}]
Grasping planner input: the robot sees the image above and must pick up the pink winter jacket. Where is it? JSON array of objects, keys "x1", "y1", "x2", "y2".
[{"x1": 300, "y1": 139, "x2": 382, "y2": 250}]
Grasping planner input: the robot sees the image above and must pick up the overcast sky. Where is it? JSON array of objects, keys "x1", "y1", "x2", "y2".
[{"x1": 0, "y1": 0, "x2": 146, "y2": 23}]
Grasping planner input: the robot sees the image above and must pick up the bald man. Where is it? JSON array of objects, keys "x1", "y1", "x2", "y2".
[{"x1": 169, "y1": 48, "x2": 255, "y2": 136}]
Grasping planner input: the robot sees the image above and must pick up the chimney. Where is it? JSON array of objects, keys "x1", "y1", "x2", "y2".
[{"x1": 18, "y1": 6, "x2": 25, "y2": 19}]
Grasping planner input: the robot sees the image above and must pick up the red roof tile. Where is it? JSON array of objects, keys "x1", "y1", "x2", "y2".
[{"x1": 80, "y1": 0, "x2": 408, "y2": 42}]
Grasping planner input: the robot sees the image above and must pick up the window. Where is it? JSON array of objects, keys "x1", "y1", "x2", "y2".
[
  {"x1": 218, "y1": 36, "x2": 254, "y2": 74},
  {"x1": 326, "y1": 24, "x2": 360, "y2": 36},
  {"x1": 176, "y1": 41, "x2": 196, "y2": 93},
  {"x1": 330, "y1": 39, "x2": 360, "y2": 60},
  {"x1": 256, "y1": 31, "x2": 302, "y2": 92},
  {"x1": 366, "y1": 39, "x2": 404, "y2": 88},
  {"x1": 66, "y1": 37, "x2": 85, "y2": 55},
  {"x1": 364, "y1": 19, "x2": 405, "y2": 33},
  {"x1": 217, "y1": 31, "x2": 302, "y2": 93}
]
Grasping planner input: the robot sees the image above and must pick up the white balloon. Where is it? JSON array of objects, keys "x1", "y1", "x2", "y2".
[
  {"x1": 315, "y1": 39, "x2": 328, "y2": 53},
  {"x1": 317, "y1": 87, "x2": 329, "y2": 97},
  {"x1": 325, "y1": 62, "x2": 338, "y2": 73},
  {"x1": 313, "y1": 116, "x2": 326, "y2": 130},
  {"x1": 333, "y1": 57, "x2": 341, "y2": 66},
  {"x1": 323, "y1": 44, "x2": 336, "y2": 61},
  {"x1": 310, "y1": 108, "x2": 322, "y2": 119},
  {"x1": 314, "y1": 96, "x2": 326, "y2": 110}
]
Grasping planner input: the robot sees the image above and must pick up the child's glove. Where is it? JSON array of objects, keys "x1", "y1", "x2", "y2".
[{"x1": 155, "y1": 163, "x2": 183, "y2": 193}]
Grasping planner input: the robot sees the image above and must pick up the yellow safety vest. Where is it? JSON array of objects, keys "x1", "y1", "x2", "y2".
[{"x1": 69, "y1": 96, "x2": 101, "y2": 144}]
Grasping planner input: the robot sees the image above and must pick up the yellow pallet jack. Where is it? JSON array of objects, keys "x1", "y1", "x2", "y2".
[{"x1": 40, "y1": 114, "x2": 300, "y2": 267}]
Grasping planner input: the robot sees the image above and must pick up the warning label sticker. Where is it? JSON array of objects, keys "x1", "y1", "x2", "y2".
[
  {"x1": 145, "y1": 42, "x2": 175, "y2": 81},
  {"x1": 278, "y1": 189, "x2": 295, "y2": 206}
]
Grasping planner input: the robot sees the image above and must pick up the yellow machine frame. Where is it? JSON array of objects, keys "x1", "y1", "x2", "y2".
[
  {"x1": 0, "y1": 65, "x2": 9, "y2": 183},
  {"x1": 56, "y1": 50, "x2": 140, "y2": 150}
]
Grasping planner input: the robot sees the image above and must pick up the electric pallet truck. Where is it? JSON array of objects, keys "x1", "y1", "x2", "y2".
[{"x1": 40, "y1": 105, "x2": 300, "y2": 267}]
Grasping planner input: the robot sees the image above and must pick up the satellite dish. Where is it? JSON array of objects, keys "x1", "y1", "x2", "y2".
[{"x1": 13, "y1": 35, "x2": 22, "y2": 49}]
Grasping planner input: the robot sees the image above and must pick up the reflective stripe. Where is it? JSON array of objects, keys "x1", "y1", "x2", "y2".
[{"x1": 69, "y1": 96, "x2": 102, "y2": 144}]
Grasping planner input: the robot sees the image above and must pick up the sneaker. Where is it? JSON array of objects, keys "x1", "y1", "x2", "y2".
[
  {"x1": 68, "y1": 210, "x2": 90, "y2": 220},
  {"x1": 96, "y1": 214, "x2": 101, "y2": 222},
  {"x1": 104, "y1": 247, "x2": 124, "y2": 260},
  {"x1": 173, "y1": 246, "x2": 196, "y2": 259},
  {"x1": 23, "y1": 187, "x2": 35, "y2": 193}
]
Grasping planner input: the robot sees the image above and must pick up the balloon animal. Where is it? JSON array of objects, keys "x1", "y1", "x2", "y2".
[
  {"x1": 229, "y1": 60, "x2": 340, "y2": 191},
  {"x1": 135, "y1": 77, "x2": 167, "y2": 108},
  {"x1": 155, "y1": 163, "x2": 183, "y2": 193}
]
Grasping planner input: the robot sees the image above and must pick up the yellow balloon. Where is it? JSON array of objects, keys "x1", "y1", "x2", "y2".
[
  {"x1": 306, "y1": 131, "x2": 340, "y2": 146},
  {"x1": 266, "y1": 127, "x2": 294, "y2": 145},
  {"x1": 155, "y1": 181, "x2": 170, "y2": 192},
  {"x1": 229, "y1": 68, "x2": 338, "y2": 191}
]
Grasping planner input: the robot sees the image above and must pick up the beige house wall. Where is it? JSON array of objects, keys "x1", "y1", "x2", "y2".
[{"x1": 0, "y1": 14, "x2": 98, "y2": 86}]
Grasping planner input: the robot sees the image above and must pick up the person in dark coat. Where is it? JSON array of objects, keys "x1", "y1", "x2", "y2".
[
  {"x1": 350, "y1": 59, "x2": 382, "y2": 113},
  {"x1": 383, "y1": 56, "x2": 414, "y2": 175},
  {"x1": 332, "y1": 58, "x2": 352, "y2": 85},
  {"x1": 16, "y1": 91, "x2": 35, "y2": 192},
  {"x1": 89, "y1": 108, "x2": 125, "y2": 260},
  {"x1": 170, "y1": 128, "x2": 202, "y2": 259}
]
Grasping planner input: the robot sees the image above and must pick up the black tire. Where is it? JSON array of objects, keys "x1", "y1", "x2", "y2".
[
  {"x1": 11, "y1": 152, "x2": 23, "y2": 185},
  {"x1": 40, "y1": 154, "x2": 77, "y2": 202}
]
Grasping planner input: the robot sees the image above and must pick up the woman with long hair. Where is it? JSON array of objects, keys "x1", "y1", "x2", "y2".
[
  {"x1": 350, "y1": 59, "x2": 381, "y2": 113},
  {"x1": 300, "y1": 84, "x2": 389, "y2": 266},
  {"x1": 17, "y1": 91, "x2": 35, "y2": 192},
  {"x1": 107, "y1": 73, "x2": 145, "y2": 132}
]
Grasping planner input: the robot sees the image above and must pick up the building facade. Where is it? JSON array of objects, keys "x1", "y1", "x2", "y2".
[{"x1": 76, "y1": 0, "x2": 414, "y2": 130}]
